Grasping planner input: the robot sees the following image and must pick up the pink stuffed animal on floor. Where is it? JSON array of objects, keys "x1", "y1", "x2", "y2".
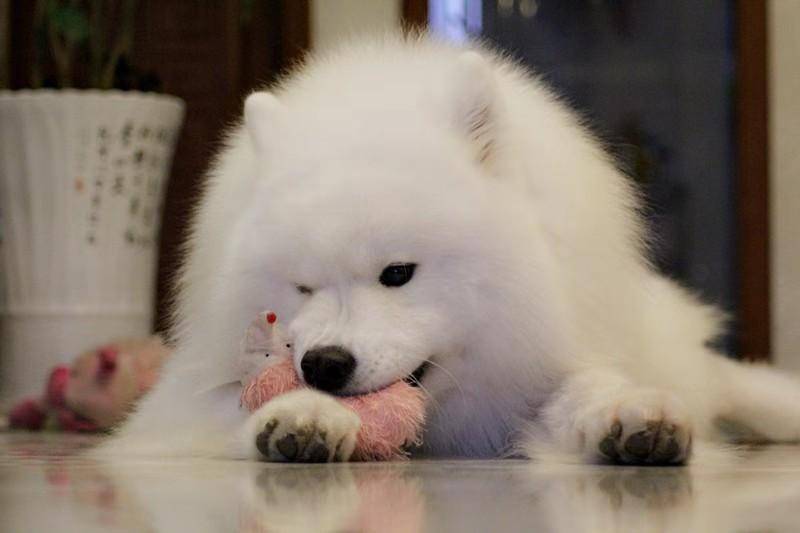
[
  {"x1": 239, "y1": 311, "x2": 427, "y2": 461},
  {"x1": 8, "y1": 337, "x2": 171, "y2": 432}
]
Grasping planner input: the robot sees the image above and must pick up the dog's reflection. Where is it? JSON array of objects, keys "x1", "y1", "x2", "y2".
[
  {"x1": 239, "y1": 465, "x2": 694, "y2": 533},
  {"x1": 594, "y1": 468, "x2": 692, "y2": 509},
  {"x1": 9, "y1": 436, "x2": 800, "y2": 533},
  {"x1": 517, "y1": 460, "x2": 800, "y2": 532},
  {"x1": 522, "y1": 467, "x2": 695, "y2": 532},
  {"x1": 240, "y1": 466, "x2": 424, "y2": 533}
]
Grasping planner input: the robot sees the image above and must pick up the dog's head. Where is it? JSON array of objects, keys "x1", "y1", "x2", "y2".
[{"x1": 220, "y1": 53, "x2": 549, "y2": 395}]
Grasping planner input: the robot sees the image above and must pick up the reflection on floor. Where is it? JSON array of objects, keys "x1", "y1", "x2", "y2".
[{"x1": 3, "y1": 433, "x2": 800, "y2": 532}]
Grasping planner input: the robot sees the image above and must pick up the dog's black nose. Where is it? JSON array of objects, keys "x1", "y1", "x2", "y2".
[{"x1": 301, "y1": 346, "x2": 356, "y2": 392}]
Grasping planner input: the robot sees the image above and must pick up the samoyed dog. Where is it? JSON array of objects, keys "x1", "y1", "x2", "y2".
[{"x1": 102, "y1": 35, "x2": 800, "y2": 464}]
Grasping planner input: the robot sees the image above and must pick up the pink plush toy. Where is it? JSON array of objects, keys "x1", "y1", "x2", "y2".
[
  {"x1": 8, "y1": 337, "x2": 171, "y2": 432},
  {"x1": 239, "y1": 311, "x2": 427, "y2": 461}
]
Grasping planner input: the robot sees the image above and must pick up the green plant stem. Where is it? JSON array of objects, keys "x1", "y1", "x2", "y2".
[
  {"x1": 99, "y1": 0, "x2": 136, "y2": 89},
  {"x1": 89, "y1": 0, "x2": 104, "y2": 88},
  {"x1": 31, "y1": 0, "x2": 46, "y2": 88},
  {"x1": 47, "y1": 16, "x2": 73, "y2": 87}
]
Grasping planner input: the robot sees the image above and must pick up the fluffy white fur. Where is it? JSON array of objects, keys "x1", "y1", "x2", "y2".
[{"x1": 99, "y1": 35, "x2": 800, "y2": 463}]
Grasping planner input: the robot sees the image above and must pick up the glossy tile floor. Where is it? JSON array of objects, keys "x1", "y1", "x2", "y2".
[{"x1": 3, "y1": 433, "x2": 800, "y2": 532}]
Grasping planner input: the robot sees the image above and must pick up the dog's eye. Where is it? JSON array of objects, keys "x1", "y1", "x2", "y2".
[
  {"x1": 379, "y1": 263, "x2": 416, "y2": 287},
  {"x1": 296, "y1": 285, "x2": 313, "y2": 295}
]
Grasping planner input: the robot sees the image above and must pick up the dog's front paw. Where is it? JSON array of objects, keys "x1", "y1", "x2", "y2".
[
  {"x1": 243, "y1": 389, "x2": 361, "y2": 463},
  {"x1": 591, "y1": 391, "x2": 692, "y2": 465}
]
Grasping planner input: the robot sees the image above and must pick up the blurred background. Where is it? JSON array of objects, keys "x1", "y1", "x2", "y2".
[{"x1": 1, "y1": 1, "x2": 797, "y2": 404}]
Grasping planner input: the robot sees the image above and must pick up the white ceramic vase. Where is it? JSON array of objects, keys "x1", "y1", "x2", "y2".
[{"x1": 0, "y1": 90, "x2": 185, "y2": 404}]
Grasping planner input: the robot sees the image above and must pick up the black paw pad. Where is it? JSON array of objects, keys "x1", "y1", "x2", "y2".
[
  {"x1": 275, "y1": 434, "x2": 299, "y2": 460},
  {"x1": 305, "y1": 442, "x2": 330, "y2": 463},
  {"x1": 255, "y1": 419, "x2": 279, "y2": 458},
  {"x1": 599, "y1": 420, "x2": 690, "y2": 466},
  {"x1": 624, "y1": 429, "x2": 654, "y2": 459}
]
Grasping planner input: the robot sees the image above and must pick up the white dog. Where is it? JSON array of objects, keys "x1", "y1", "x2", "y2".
[{"x1": 101, "y1": 35, "x2": 800, "y2": 464}]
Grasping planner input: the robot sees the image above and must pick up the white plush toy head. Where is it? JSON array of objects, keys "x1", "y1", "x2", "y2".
[{"x1": 237, "y1": 311, "x2": 294, "y2": 384}]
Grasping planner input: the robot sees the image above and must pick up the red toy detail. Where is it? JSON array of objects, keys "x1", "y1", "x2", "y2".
[
  {"x1": 8, "y1": 399, "x2": 46, "y2": 430},
  {"x1": 98, "y1": 347, "x2": 118, "y2": 379},
  {"x1": 46, "y1": 366, "x2": 70, "y2": 408}
]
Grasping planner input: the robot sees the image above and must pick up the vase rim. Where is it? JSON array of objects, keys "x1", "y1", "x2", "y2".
[{"x1": 0, "y1": 88, "x2": 184, "y2": 109}]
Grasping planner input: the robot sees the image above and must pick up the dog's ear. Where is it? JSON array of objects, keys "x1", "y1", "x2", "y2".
[
  {"x1": 244, "y1": 91, "x2": 286, "y2": 157},
  {"x1": 451, "y1": 51, "x2": 496, "y2": 168}
]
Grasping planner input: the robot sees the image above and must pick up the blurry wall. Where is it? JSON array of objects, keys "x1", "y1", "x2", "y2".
[
  {"x1": 311, "y1": 0, "x2": 401, "y2": 50},
  {"x1": 770, "y1": 0, "x2": 800, "y2": 370}
]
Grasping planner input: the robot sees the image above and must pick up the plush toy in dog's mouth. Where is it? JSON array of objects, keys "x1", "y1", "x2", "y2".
[{"x1": 238, "y1": 311, "x2": 428, "y2": 460}]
